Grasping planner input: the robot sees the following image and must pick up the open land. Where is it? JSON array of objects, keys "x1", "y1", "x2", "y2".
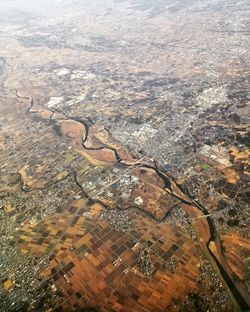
[{"x1": 0, "y1": 0, "x2": 249, "y2": 311}]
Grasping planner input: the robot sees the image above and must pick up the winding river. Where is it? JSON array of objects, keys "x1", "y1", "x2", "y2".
[{"x1": 15, "y1": 91, "x2": 250, "y2": 311}]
